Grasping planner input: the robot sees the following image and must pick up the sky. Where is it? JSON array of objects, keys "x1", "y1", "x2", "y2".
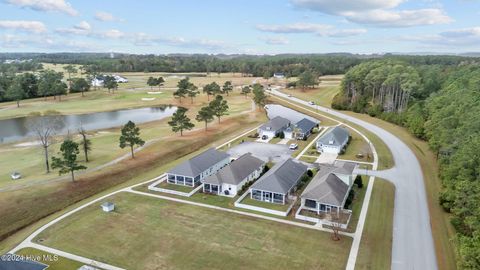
[{"x1": 1, "y1": 0, "x2": 480, "y2": 55}]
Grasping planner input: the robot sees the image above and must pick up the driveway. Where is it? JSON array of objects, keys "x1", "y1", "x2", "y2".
[
  {"x1": 227, "y1": 142, "x2": 291, "y2": 163},
  {"x1": 271, "y1": 89, "x2": 437, "y2": 270},
  {"x1": 315, "y1": 153, "x2": 338, "y2": 164}
]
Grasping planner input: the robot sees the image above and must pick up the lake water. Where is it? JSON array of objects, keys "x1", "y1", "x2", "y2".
[{"x1": 0, "y1": 106, "x2": 177, "y2": 144}]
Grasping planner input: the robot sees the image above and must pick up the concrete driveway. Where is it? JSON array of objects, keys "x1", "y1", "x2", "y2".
[
  {"x1": 315, "y1": 153, "x2": 338, "y2": 164},
  {"x1": 271, "y1": 89, "x2": 437, "y2": 270},
  {"x1": 227, "y1": 142, "x2": 291, "y2": 163}
]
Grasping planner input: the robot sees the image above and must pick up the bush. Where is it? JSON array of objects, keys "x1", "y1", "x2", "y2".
[
  {"x1": 354, "y1": 175, "x2": 363, "y2": 188},
  {"x1": 344, "y1": 189, "x2": 356, "y2": 209},
  {"x1": 307, "y1": 169, "x2": 314, "y2": 177}
]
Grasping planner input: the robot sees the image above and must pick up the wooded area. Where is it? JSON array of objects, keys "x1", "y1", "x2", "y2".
[{"x1": 333, "y1": 60, "x2": 480, "y2": 269}]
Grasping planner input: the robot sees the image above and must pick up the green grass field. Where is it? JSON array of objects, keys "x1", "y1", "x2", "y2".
[
  {"x1": 35, "y1": 192, "x2": 352, "y2": 270},
  {"x1": 16, "y1": 247, "x2": 84, "y2": 270},
  {"x1": 339, "y1": 127, "x2": 374, "y2": 163},
  {"x1": 355, "y1": 179, "x2": 394, "y2": 270}
]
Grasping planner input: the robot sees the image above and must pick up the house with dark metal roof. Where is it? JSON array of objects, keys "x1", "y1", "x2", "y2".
[
  {"x1": 316, "y1": 126, "x2": 350, "y2": 154},
  {"x1": 202, "y1": 153, "x2": 265, "y2": 197},
  {"x1": 257, "y1": 116, "x2": 291, "y2": 139},
  {"x1": 167, "y1": 148, "x2": 231, "y2": 187},
  {"x1": 294, "y1": 118, "x2": 318, "y2": 140},
  {"x1": 300, "y1": 161, "x2": 358, "y2": 214},
  {"x1": 249, "y1": 158, "x2": 308, "y2": 205}
]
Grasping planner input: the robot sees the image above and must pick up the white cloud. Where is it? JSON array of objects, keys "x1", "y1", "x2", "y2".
[
  {"x1": 346, "y1": 8, "x2": 452, "y2": 27},
  {"x1": 133, "y1": 33, "x2": 228, "y2": 50},
  {"x1": 403, "y1": 27, "x2": 480, "y2": 47},
  {"x1": 256, "y1": 22, "x2": 366, "y2": 37},
  {"x1": 0, "y1": 20, "x2": 46, "y2": 33},
  {"x1": 101, "y1": 29, "x2": 125, "y2": 39},
  {"x1": 1, "y1": 33, "x2": 101, "y2": 51},
  {"x1": 292, "y1": 0, "x2": 403, "y2": 14},
  {"x1": 94, "y1": 11, "x2": 123, "y2": 22},
  {"x1": 56, "y1": 21, "x2": 91, "y2": 35},
  {"x1": 263, "y1": 36, "x2": 290, "y2": 45},
  {"x1": 256, "y1": 23, "x2": 332, "y2": 34},
  {"x1": 5, "y1": 0, "x2": 78, "y2": 16},
  {"x1": 291, "y1": 0, "x2": 452, "y2": 27}
]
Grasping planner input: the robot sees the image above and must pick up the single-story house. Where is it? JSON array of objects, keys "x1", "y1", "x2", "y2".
[
  {"x1": 249, "y1": 158, "x2": 308, "y2": 205},
  {"x1": 294, "y1": 118, "x2": 317, "y2": 140},
  {"x1": 316, "y1": 126, "x2": 350, "y2": 154},
  {"x1": 167, "y1": 148, "x2": 230, "y2": 187},
  {"x1": 273, "y1": 72, "x2": 285, "y2": 79},
  {"x1": 101, "y1": 202, "x2": 115, "y2": 212},
  {"x1": 258, "y1": 116, "x2": 291, "y2": 139},
  {"x1": 202, "y1": 153, "x2": 265, "y2": 197},
  {"x1": 300, "y1": 161, "x2": 357, "y2": 213}
]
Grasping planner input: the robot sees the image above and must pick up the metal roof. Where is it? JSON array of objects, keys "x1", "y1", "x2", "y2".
[
  {"x1": 202, "y1": 153, "x2": 265, "y2": 186},
  {"x1": 168, "y1": 148, "x2": 230, "y2": 178}
]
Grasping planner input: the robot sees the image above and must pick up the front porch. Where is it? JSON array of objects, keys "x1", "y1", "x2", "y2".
[{"x1": 167, "y1": 173, "x2": 199, "y2": 187}]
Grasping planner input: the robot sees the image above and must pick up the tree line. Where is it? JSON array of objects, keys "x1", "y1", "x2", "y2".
[{"x1": 332, "y1": 60, "x2": 480, "y2": 269}]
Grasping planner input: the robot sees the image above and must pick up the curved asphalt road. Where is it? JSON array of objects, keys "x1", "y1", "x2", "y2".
[{"x1": 271, "y1": 89, "x2": 437, "y2": 270}]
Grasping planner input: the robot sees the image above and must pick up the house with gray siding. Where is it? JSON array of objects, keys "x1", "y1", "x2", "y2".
[
  {"x1": 316, "y1": 126, "x2": 350, "y2": 154},
  {"x1": 202, "y1": 153, "x2": 265, "y2": 197},
  {"x1": 300, "y1": 161, "x2": 357, "y2": 213},
  {"x1": 167, "y1": 148, "x2": 230, "y2": 187},
  {"x1": 249, "y1": 158, "x2": 308, "y2": 205}
]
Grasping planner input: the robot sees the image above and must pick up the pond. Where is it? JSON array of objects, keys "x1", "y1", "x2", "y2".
[{"x1": 0, "y1": 106, "x2": 177, "y2": 144}]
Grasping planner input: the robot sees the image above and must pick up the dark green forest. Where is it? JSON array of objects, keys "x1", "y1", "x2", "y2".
[{"x1": 332, "y1": 60, "x2": 480, "y2": 269}]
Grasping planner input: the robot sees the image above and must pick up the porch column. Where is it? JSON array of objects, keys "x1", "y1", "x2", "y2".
[
  {"x1": 317, "y1": 202, "x2": 320, "y2": 215},
  {"x1": 250, "y1": 190, "x2": 253, "y2": 199},
  {"x1": 282, "y1": 194, "x2": 285, "y2": 205}
]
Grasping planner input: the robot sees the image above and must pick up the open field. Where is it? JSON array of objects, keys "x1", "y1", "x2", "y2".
[
  {"x1": 34, "y1": 192, "x2": 352, "y2": 270},
  {"x1": 0, "y1": 110, "x2": 265, "y2": 245},
  {"x1": 0, "y1": 89, "x2": 254, "y2": 189},
  {"x1": 339, "y1": 127, "x2": 374, "y2": 163},
  {"x1": 280, "y1": 75, "x2": 342, "y2": 108},
  {"x1": 16, "y1": 247, "x2": 84, "y2": 270},
  {"x1": 355, "y1": 179, "x2": 395, "y2": 270}
]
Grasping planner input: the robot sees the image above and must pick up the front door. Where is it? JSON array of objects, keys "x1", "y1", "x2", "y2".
[{"x1": 264, "y1": 192, "x2": 271, "y2": 202}]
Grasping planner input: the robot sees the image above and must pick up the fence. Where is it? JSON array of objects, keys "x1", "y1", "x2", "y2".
[
  {"x1": 147, "y1": 174, "x2": 202, "y2": 197},
  {"x1": 234, "y1": 191, "x2": 295, "y2": 217}
]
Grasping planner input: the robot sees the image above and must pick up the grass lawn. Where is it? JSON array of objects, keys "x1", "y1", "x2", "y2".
[
  {"x1": 339, "y1": 127, "x2": 374, "y2": 163},
  {"x1": 240, "y1": 196, "x2": 291, "y2": 212},
  {"x1": 346, "y1": 177, "x2": 369, "y2": 233},
  {"x1": 269, "y1": 137, "x2": 282, "y2": 144},
  {"x1": 16, "y1": 247, "x2": 84, "y2": 270},
  {"x1": 299, "y1": 156, "x2": 317, "y2": 163},
  {"x1": 35, "y1": 192, "x2": 352, "y2": 270},
  {"x1": 157, "y1": 181, "x2": 195, "y2": 193},
  {"x1": 355, "y1": 179, "x2": 394, "y2": 270},
  {"x1": 281, "y1": 76, "x2": 342, "y2": 108}
]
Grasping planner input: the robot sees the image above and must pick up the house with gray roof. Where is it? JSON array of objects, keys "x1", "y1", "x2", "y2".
[
  {"x1": 294, "y1": 118, "x2": 318, "y2": 140},
  {"x1": 167, "y1": 148, "x2": 230, "y2": 187},
  {"x1": 257, "y1": 116, "x2": 290, "y2": 139},
  {"x1": 202, "y1": 153, "x2": 265, "y2": 197},
  {"x1": 316, "y1": 126, "x2": 350, "y2": 154},
  {"x1": 249, "y1": 158, "x2": 308, "y2": 205},
  {"x1": 300, "y1": 161, "x2": 358, "y2": 214}
]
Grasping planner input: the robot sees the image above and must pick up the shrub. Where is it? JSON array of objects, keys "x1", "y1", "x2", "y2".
[{"x1": 354, "y1": 175, "x2": 363, "y2": 188}]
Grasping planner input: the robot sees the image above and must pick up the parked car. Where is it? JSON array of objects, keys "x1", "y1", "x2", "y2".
[
  {"x1": 289, "y1": 143, "x2": 298, "y2": 150},
  {"x1": 262, "y1": 135, "x2": 268, "y2": 140},
  {"x1": 308, "y1": 101, "x2": 315, "y2": 105}
]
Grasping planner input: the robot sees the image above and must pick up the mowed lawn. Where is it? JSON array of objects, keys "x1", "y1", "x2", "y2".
[{"x1": 35, "y1": 192, "x2": 352, "y2": 270}]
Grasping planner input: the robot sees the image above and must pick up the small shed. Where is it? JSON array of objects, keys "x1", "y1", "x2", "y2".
[
  {"x1": 101, "y1": 202, "x2": 115, "y2": 212},
  {"x1": 11, "y1": 172, "x2": 21, "y2": 180}
]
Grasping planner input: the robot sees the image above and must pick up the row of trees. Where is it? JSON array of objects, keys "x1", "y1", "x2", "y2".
[{"x1": 333, "y1": 60, "x2": 480, "y2": 268}]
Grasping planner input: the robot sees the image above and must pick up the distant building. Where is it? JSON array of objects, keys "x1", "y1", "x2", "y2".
[
  {"x1": 101, "y1": 202, "x2": 115, "y2": 212},
  {"x1": 273, "y1": 72, "x2": 285, "y2": 79}
]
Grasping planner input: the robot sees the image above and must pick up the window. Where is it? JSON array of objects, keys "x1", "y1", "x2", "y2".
[
  {"x1": 176, "y1": 175, "x2": 184, "y2": 185},
  {"x1": 305, "y1": 199, "x2": 317, "y2": 208},
  {"x1": 273, "y1": 193, "x2": 284, "y2": 204},
  {"x1": 252, "y1": 189, "x2": 262, "y2": 200},
  {"x1": 185, "y1": 177, "x2": 193, "y2": 186},
  {"x1": 194, "y1": 175, "x2": 200, "y2": 182},
  {"x1": 211, "y1": 185, "x2": 219, "y2": 193},
  {"x1": 204, "y1": 184, "x2": 211, "y2": 192},
  {"x1": 168, "y1": 174, "x2": 175, "y2": 183}
]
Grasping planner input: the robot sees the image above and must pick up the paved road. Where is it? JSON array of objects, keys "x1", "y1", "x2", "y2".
[{"x1": 271, "y1": 89, "x2": 437, "y2": 270}]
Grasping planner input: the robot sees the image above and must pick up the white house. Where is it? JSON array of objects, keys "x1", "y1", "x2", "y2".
[
  {"x1": 257, "y1": 116, "x2": 291, "y2": 139},
  {"x1": 166, "y1": 148, "x2": 231, "y2": 187},
  {"x1": 300, "y1": 161, "x2": 357, "y2": 214},
  {"x1": 202, "y1": 153, "x2": 265, "y2": 197},
  {"x1": 91, "y1": 77, "x2": 104, "y2": 87},
  {"x1": 273, "y1": 72, "x2": 285, "y2": 79},
  {"x1": 101, "y1": 202, "x2": 115, "y2": 212},
  {"x1": 316, "y1": 126, "x2": 350, "y2": 154}
]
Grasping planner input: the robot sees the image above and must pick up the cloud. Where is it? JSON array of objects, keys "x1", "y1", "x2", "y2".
[
  {"x1": 94, "y1": 11, "x2": 123, "y2": 22},
  {"x1": 0, "y1": 20, "x2": 46, "y2": 33},
  {"x1": 133, "y1": 33, "x2": 228, "y2": 50},
  {"x1": 101, "y1": 29, "x2": 125, "y2": 39},
  {"x1": 256, "y1": 22, "x2": 366, "y2": 37},
  {"x1": 5, "y1": 0, "x2": 78, "y2": 16},
  {"x1": 56, "y1": 21, "x2": 91, "y2": 35},
  {"x1": 256, "y1": 23, "x2": 332, "y2": 34},
  {"x1": 290, "y1": 0, "x2": 452, "y2": 27},
  {"x1": 400, "y1": 27, "x2": 480, "y2": 47},
  {"x1": 262, "y1": 36, "x2": 290, "y2": 45}
]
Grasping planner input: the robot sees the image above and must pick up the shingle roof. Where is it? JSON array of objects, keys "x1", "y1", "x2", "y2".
[
  {"x1": 295, "y1": 118, "x2": 317, "y2": 134},
  {"x1": 250, "y1": 158, "x2": 308, "y2": 194},
  {"x1": 259, "y1": 116, "x2": 290, "y2": 132},
  {"x1": 168, "y1": 148, "x2": 230, "y2": 177},
  {"x1": 317, "y1": 126, "x2": 350, "y2": 147},
  {"x1": 301, "y1": 161, "x2": 357, "y2": 206},
  {"x1": 202, "y1": 153, "x2": 265, "y2": 186}
]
